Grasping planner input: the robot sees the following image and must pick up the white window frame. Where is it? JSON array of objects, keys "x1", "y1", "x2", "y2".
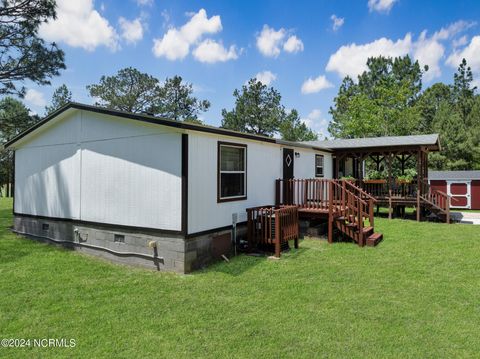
[{"x1": 218, "y1": 142, "x2": 247, "y2": 202}]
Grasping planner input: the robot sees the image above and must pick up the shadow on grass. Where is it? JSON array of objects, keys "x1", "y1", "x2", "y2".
[{"x1": 205, "y1": 240, "x2": 311, "y2": 277}]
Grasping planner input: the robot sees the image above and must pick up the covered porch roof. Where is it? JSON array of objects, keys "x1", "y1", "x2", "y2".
[{"x1": 304, "y1": 134, "x2": 441, "y2": 153}]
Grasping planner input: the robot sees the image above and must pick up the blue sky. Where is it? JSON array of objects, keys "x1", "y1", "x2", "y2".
[{"x1": 20, "y1": 0, "x2": 480, "y2": 138}]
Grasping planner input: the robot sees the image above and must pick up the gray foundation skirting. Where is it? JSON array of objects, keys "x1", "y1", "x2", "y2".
[{"x1": 13, "y1": 215, "x2": 239, "y2": 273}]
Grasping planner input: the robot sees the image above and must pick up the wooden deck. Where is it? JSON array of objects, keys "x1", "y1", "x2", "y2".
[{"x1": 246, "y1": 178, "x2": 451, "y2": 256}]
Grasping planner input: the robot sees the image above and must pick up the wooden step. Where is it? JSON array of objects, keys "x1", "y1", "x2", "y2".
[
  {"x1": 362, "y1": 226, "x2": 374, "y2": 237},
  {"x1": 366, "y1": 232, "x2": 383, "y2": 247}
]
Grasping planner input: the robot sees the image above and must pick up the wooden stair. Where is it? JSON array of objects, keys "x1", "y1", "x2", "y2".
[
  {"x1": 366, "y1": 232, "x2": 383, "y2": 247},
  {"x1": 334, "y1": 217, "x2": 383, "y2": 247},
  {"x1": 331, "y1": 180, "x2": 383, "y2": 247}
]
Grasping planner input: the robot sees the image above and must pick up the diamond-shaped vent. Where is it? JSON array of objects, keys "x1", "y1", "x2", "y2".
[{"x1": 285, "y1": 154, "x2": 292, "y2": 167}]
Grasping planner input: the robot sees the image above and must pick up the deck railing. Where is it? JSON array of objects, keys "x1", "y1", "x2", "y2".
[
  {"x1": 275, "y1": 179, "x2": 375, "y2": 227},
  {"x1": 276, "y1": 178, "x2": 331, "y2": 210},
  {"x1": 246, "y1": 205, "x2": 299, "y2": 257},
  {"x1": 342, "y1": 180, "x2": 376, "y2": 227},
  {"x1": 359, "y1": 181, "x2": 417, "y2": 199}
]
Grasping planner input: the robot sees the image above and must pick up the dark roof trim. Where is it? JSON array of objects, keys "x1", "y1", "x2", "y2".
[
  {"x1": 276, "y1": 139, "x2": 332, "y2": 152},
  {"x1": 4, "y1": 102, "x2": 331, "y2": 152}
]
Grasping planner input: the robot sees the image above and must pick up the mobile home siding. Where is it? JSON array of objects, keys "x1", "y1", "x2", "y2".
[
  {"x1": 187, "y1": 131, "x2": 332, "y2": 235},
  {"x1": 14, "y1": 110, "x2": 183, "y2": 230}
]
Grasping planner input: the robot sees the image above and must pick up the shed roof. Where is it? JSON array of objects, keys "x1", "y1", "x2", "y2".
[
  {"x1": 429, "y1": 170, "x2": 480, "y2": 180},
  {"x1": 304, "y1": 134, "x2": 440, "y2": 151}
]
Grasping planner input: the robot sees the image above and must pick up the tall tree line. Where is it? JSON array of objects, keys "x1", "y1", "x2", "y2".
[{"x1": 329, "y1": 56, "x2": 480, "y2": 170}]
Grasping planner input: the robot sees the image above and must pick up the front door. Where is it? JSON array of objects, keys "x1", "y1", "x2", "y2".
[
  {"x1": 282, "y1": 149, "x2": 294, "y2": 204},
  {"x1": 283, "y1": 148, "x2": 294, "y2": 179},
  {"x1": 448, "y1": 181, "x2": 471, "y2": 209}
]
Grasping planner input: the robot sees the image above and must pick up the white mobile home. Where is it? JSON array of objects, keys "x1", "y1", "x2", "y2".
[{"x1": 6, "y1": 103, "x2": 332, "y2": 272}]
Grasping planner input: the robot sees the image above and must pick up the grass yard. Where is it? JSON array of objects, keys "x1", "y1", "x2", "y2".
[{"x1": 1, "y1": 198, "x2": 480, "y2": 358}]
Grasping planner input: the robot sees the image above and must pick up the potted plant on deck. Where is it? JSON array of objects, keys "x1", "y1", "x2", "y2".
[
  {"x1": 340, "y1": 175, "x2": 356, "y2": 183},
  {"x1": 396, "y1": 169, "x2": 417, "y2": 184},
  {"x1": 363, "y1": 170, "x2": 387, "y2": 184}
]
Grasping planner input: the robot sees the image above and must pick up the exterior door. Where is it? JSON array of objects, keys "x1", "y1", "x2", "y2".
[
  {"x1": 282, "y1": 149, "x2": 294, "y2": 204},
  {"x1": 448, "y1": 181, "x2": 471, "y2": 209},
  {"x1": 283, "y1": 148, "x2": 294, "y2": 179}
]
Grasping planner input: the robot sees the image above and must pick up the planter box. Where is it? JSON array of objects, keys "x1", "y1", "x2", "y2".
[
  {"x1": 396, "y1": 179, "x2": 412, "y2": 184},
  {"x1": 363, "y1": 179, "x2": 386, "y2": 184}
]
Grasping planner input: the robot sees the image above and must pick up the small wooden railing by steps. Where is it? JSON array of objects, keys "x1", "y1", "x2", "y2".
[
  {"x1": 246, "y1": 205, "x2": 299, "y2": 257},
  {"x1": 330, "y1": 180, "x2": 382, "y2": 247},
  {"x1": 275, "y1": 179, "x2": 382, "y2": 247},
  {"x1": 419, "y1": 180, "x2": 451, "y2": 223}
]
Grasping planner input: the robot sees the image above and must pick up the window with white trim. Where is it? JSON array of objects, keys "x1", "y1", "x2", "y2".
[
  {"x1": 218, "y1": 143, "x2": 247, "y2": 201},
  {"x1": 315, "y1": 154, "x2": 324, "y2": 177}
]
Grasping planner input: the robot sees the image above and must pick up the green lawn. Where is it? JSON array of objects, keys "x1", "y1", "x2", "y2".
[{"x1": 1, "y1": 198, "x2": 480, "y2": 358}]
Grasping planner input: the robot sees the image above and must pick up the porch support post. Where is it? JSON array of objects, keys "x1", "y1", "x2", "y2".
[
  {"x1": 328, "y1": 180, "x2": 333, "y2": 244},
  {"x1": 334, "y1": 156, "x2": 339, "y2": 179},
  {"x1": 387, "y1": 153, "x2": 392, "y2": 219},
  {"x1": 416, "y1": 149, "x2": 421, "y2": 221}
]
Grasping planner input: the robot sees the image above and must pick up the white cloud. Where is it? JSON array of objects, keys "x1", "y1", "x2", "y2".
[
  {"x1": 301, "y1": 109, "x2": 330, "y2": 139},
  {"x1": 152, "y1": 9, "x2": 233, "y2": 61},
  {"x1": 326, "y1": 20, "x2": 475, "y2": 82},
  {"x1": 368, "y1": 0, "x2": 398, "y2": 13},
  {"x1": 256, "y1": 25, "x2": 303, "y2": 57},
  {"x1": 256, "y1": 25, "x2": 286, "y2": 57},
  {"x1": 301, "y1": 75, "x2": 334, "y2": 94},
  {"x1": 413, "y1": 31, "x2": 444, "y2": 81},
  {"x1": 331, "y1": 15, "x2": 344, "y2": 31},
  {"x1": 283, "y1": 35, "x2": 304, "y2": 53},
  {"x1": 119, "y1": 17, "x2": 144, "y2": 44},
  {"x1": 137, "y1": 0, "x2": 153, "y2": 6},
  {"x1": 24, "y1": 89, "x2": 46, "y2": 107},
  {"x1": 253, "y1": 71, "x2": 277, "y2": 85},
  {"x1": 192, "y1": 39, "x2": 238, "y2": 63},
  {"x1": 326, "y1": 34, "x2": 412, "y2": 78},
  {"x1": 446, "y1": 36, "x2": 480, "y2": 75},
  {"x1": 39, "y1": 0, "x2": 119, "y2": 51},
  {"x1": 453, "y1": 35, "x2": 468, "y2": 48},
  {"x1": 433, "y1": 20, "x2": 476, "y2": 41}
]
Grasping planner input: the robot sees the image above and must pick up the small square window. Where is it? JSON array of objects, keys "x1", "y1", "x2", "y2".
[
  {"x1": 114, "y1": 234, "x2": 125, "y2": 243},
  {"x1": 315, "y1": 155, "x2": 324, "y2": 177}
]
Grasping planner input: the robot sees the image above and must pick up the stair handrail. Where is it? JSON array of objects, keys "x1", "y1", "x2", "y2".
[
  {"x1": 340, "y1": 179, "x2": 375, "y2": 227},
  {"x1": 419, "y1": 180, "x2": 451, "y2": 223},
  {"x1": 341, "y1": 179, "x2": 377, "y2": 202}
]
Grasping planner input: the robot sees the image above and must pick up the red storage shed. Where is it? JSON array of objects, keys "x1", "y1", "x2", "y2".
[{"x1": 429, "y1": 171, "x2": 480, "y2": 210}]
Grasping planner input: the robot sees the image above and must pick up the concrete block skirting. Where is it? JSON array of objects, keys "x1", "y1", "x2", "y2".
[{"x1": 13, "y1": 215, "x2": 241, "y2": 273}]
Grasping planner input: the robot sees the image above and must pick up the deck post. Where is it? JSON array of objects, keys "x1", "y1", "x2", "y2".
[
  {"x1": 416, "y1": 190, "x2": 421, "y2": 222},
  {"x1": 358, "y1": 198, "x2": 364, "y2": 246},
  {"x1": 369, "y1": 198, "x2": 374, "y2": 227},
  {"x1": 328, "y1": 180, "x2": 333, "y2": 244},
  {"x1": 416, "y1": 149, "x2": 421, "y2": 222},
  {"x1": 446, "y1": 196, "x2": 450, "y2": 224},
  {"x1": 274, "y1": 209, "x2": 281, "y2": 257},
  {"x1": 388, "y1": 190, "x2": 392, "y2": 219}
]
